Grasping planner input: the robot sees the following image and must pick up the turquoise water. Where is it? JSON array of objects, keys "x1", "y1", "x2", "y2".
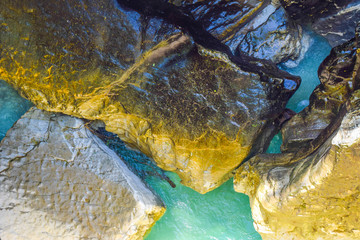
[
  {"x1": 266, "y1": 133, "x2": 282, "y2": 154},
  {"x1": 263, "y1": 31, "x2": 332, "y2": 155},
  {"x1": 0, "y1": 80, "x2": 33, "y2": 141},
  {"x1": 0, "y1": 31, "x2": 331, "y2": 240},
  {"x1": 280, "y1": 31, "x2": 332, "y2": 112},
  {"x1": 102, "y1": 131, "x2": 261, "y2": 240},
  {"x1": 146, "y1": 174, "x2": 260, "y2": 240}
]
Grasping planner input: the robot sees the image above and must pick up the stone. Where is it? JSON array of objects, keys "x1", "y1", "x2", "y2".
[
  {"x1": 312, "y1": 1, "x2": 360, "y2": 47},
  {"x1": 281, "y1": 34, "x2": 359, "y2": 152},
  {"x1": 237, "y1": 7, "x2": 303, "y2": 64},
  {"x1": 0, "y1": 107, "x2": 165, "y2": 240},
  {"x1": 233, "y1": 32, "x2": 360, "y2": 240},
  {"x1": 234, "y1": 90, "x2": 360, "y2": 240},
  {"x1": 0, "y1": 0, "x2": 299, "y2": 193},
  {"x1": 280, "y1": 0, "x2": 353, "y2": 23},
  {"x1": 167, "y1": 0, "x2": 304, "y2": 64}
]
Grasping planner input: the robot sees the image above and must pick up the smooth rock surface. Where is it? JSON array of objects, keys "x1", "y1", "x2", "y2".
[
  {"x1": 0, "y1": 0, "x2": 299, "y2": 193},
  {"x1": 234, "y1": 90, "x2": 360, "y2": 240},
  {"x1": 0, "y1": 108, "x2": 165, "y2": 240}
]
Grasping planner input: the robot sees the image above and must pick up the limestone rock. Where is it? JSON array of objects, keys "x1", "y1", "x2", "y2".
[
  {"x1": 234, "y1": 32, "x2": 360, "y2": 239},
  {"x1": 0, "y1": 108, "x2": 165, "y2": 240},
  {"x1": 0, "y1": 0, "x2": 299, "y2": 193},
  {"x1": 234, "y1": 90, "x2": 360, "y2": 240},
  {"x1": 281, "y1": 34, "x2": 359, "y2": 152},
  {"x1": 312, "y1": 1, "x2": 360, "y2": 47},
  {"x1": 167, "y1": 0, "x2": 303, "y2": 64},
  {"x1": 237, "y1": 7, "x2": 302, "y2": 64},
  {"x1": 280, "y1": 0, "x2": 353, "y2": 22}
]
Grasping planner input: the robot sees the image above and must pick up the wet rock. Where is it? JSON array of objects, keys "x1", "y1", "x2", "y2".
[
  {"x1": 312, "y1": 1, "x2": 360, "y2": 47},
  {"x1": 166, "y1": 0, "x2": 304, "y2": 64},
  {"x1": 0, "y1": 108, "x2": 165, "y2": 240},
  {"x1": 280, "y1": 0, "x2": 353, "y2": 23},
  {"x1": 234, "y1": 90, "x2": 360, "y2": 240},
  {"x1": 234, "y1": 31, "x2": 360, "y2": 240},
  {"x1": 237, "y1": 7, "x2": 302, "y2": 64},
  {"x1": 281, "y1": 34, "x2": 359, "y2": 152},
  {"x1": 170, "y1": 0, "x2": 264, "y2": 44},
  {"x1": 0, "y1": 0, "x2": 299, "y2": 193}
]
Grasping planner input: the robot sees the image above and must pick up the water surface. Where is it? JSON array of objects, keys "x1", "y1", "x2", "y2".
[{"x1": 0, "y1": 80, "x2": 33, "y2": 141}]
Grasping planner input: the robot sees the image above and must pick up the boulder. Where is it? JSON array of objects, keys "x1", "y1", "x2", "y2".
[
  {"x1": 237, "y1": 7, "x2": 303, "y2": 64},
  {"x1": 233, "y1": 30, "x2": 360, "y2": 240},
  {"x1": 0, "y1": 0, "x2": 299, "y2": 193},
  {"x1": 280, "y1": 0, "x2": 353, "y2": 22},
  {"x1": 234, "y1": 90, "x2": 360, "y2": 240},
  {"x1": 167, "y1": 0, "x2": 304, "y2": 64},
  {"x1": 312, "y1": 1, "x2": 360, "y2": 47},
  {"x1": 281, "y1": 34, "x2": 359, "y2": 152},
  {"x1": 0, "y1": 108, "x2": 165, "y2": 240}
]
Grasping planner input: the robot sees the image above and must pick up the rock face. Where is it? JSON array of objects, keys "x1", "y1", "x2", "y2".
[
  {"x1": 233, "y1": 31, "x2": 360, "y2": 239},
  {"x1": 280, "y1": 0, "x2": 353, "y2": 22},
  {"x1": 0, "y1": 0, "x2": 299, "y2": 193},
  {"x1": 281, "y1": 35, "x2": 359, "y2": 152},
  {"x1": 281, "y1": 0, "x2": 360, "y2": 47},
  {"x1": 234, "y1": 90, "x2": 360, "y2": 240},
  {"x1": 312, "y1": 1, "x2": 360, "y2": 47},
  {"x1": 237, "y1": 7, "x2": 303, "y2": 64},
  {"x1": 166, "y1": 0, "x2": 304, "y2": 64},
  {"x1": 0, "y1": 108, "x2": 165, "y2": 240}
]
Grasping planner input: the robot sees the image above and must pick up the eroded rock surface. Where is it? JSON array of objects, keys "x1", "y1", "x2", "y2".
[
  {"x1": 281, "y1": 0, "x2": 360, "y2": 47},
  {"x1": 0, "y1": 0, "x2": 299, "y2": 193},
  {"x1": 312, "y1": 0, "x2": 360, "y2": 47},
  {"x1": 234, "y1": 90, "x2": 360, "y2": 240},
  {"x1": 0, "y1": 108, "x2": 165, "y2": 240},
  {"x1": 281, "y1": 35, "x2": 359, "y2": 152},
  {"x1": 234, "y1": 31, "x2": 360, "y2": 240},
  {"x1": 165, "y1": 0, "x2": 304, "y2": 64},
  {"x1": 280, "y1": 0, "x2": 353, "y2": 22}
]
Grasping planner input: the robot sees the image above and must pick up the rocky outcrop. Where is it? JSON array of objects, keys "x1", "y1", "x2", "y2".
[
  {"x1": 165, "y1": 0, "x2": 304, "y2": 64},
  {"x1": 237, "y1": 7, "x2": 303, "y2": 64},
  {"x1": 0, "y1": 0, "x2": 300, "y2": 193},
  {"x1": 233, "y1": 30, "x2": 360, "y2": 240},
  {"x1": 280, "y1": 0, "x2": 360, "y2": 47},
  {"x1": 281, "y1": 34, "x2": 359, "y2": 152},
  {"x1": 234, "y1": 90, "x2": 360, "y2": 240},
  {"x1": 0, "y1": 108, "x2": 165, "y2": 240},
  {"x1": 312, "y1": 1, "x2": 360, "y2": 47},
  {"x1": 280, "y1": 0, "x2": 353, "y2": 22}
]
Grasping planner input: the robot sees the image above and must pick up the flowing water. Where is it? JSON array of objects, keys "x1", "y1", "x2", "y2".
[
  {"x1": 0, "y1": 31, "x2": 331, "y2": 240},
  {"x1": 0, "y1": 80, "x2": 33, "y2": 141}
]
